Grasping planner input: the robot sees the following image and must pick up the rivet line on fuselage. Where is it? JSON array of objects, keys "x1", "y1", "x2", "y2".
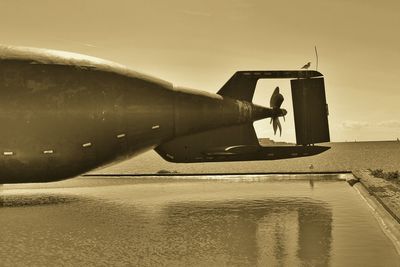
[
  {"x1": 82, "y1": 142, "x2": 92, "y2": 148},
  {"x1": 2, "y1": 132, "x2": 149, "y2": 156},
  {"x1": 117, "y1": 133, "x2": 126, "y2": 138}
]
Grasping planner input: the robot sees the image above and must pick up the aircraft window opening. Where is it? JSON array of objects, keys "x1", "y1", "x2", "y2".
[
  {"x1": 152, "y1": 125, "x2": 160, "y2": 130},
  {"x1": 267, "y1": 153, "x2": 274, "y2": 157},
  {"x1": 117, "y1": 133, "x2": 126, "y2": 139},
  {"x1": 82, "y1": 142, "x2": 92, "y2": 148},
  {"x1": 3, "y1": 151, "x2": 14, "y2": 156},
  {"x1": 43, "y1": 150, "x2": 54, "y2": 154}
]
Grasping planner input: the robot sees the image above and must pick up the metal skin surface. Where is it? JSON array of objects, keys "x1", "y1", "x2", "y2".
[
  {"x1": 0, "y1": 46, "x2": 276, "y2": 183},
  {"x1": 0, "y1": 46, "x2": 330, "y2": 184}
]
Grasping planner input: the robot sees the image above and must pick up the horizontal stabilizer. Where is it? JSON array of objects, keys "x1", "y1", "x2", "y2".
[
  {"x1": 217, "y1": 70, "x2": 323, "y2": 102},
  {"x1": 155, "y1": 124, "x2": 259, "y2": 163},
  {"x1": 155, "y1": 124, "x2": 329, "y2": 163}
]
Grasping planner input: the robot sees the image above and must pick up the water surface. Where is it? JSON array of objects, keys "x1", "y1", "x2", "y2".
[{"x1": 1, "y1": 175, "x2": 399, "y2": 266}]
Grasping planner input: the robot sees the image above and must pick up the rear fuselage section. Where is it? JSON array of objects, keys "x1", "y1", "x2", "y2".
[{"x1": 0, "y1": 47, "x2": 266, "y2": 183}]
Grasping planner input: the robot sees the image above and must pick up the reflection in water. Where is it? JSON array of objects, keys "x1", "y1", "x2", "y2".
[
  {"x1": 309, "y1": 178, "x2": 314, "y2": 189},
  {"x1": 0, "y1": 193, "x2": 81, "y2": 207},
  {"x1": 0, "y1": 194, "x2": 332, "y2": 266},
  {"x1": 1, "y1": 179, "x2": 399, "y2": 266},
  {"x1": 161, "y1": 199, "x2": 332, "y2": 266}
]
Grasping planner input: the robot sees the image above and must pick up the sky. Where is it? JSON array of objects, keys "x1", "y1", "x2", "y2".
[{"x1": 0, "y1": 0, "x2": 399, "y2": 142}]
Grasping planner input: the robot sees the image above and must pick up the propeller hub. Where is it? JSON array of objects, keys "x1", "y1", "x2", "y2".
[
  {"x1": 272, "y1": 108, "x2": 287, "y2": 117},
  {"x1": 269, "y1": 87, "x2": 287, "y2": 136}
]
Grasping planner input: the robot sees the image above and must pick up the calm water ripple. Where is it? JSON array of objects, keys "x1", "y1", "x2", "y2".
[{"x1": 0, "y1": 176, "x2": 399, "y2": 266}]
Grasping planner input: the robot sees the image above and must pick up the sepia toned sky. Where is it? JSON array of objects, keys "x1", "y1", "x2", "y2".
[{"x1": 0, "y1": 0, "x2": 399, "y2": 142}]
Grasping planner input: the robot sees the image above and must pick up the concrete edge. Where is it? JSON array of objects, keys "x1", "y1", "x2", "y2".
[
  {"x1": 352, "y1": 181, "x2": 400, "y2": 255},
  {"x1": 351, "y1": 170, "x2": 400, "y2": 224},
  {"x1": 83, "y1": 171, "x2": 353, "y2": 177},
  {"x1": 80, "y1": 172, "x2": 352, "y2": 182}
]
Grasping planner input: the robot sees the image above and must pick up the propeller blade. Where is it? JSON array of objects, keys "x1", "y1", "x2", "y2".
[
  {"x1": 269, "y1": 88, "x2": 285, "y2": 136},
  {"x1": 271, "y1": 118, "x2": 282, "y2": 136},
  {"x1": 270, "y1": 87, "x2": 279, "y2": 107},
  {"x1": 273, "y1": 118, "x2": 278, "y2": 135},
  {"x1": 270, "y1": 87, "x2": 284, "y2": 108},
  {"x1": 277, "y1": 118, "x2": 282, "y2": 136}
]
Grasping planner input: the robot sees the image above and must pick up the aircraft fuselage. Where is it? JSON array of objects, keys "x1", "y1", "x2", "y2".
[{"x1": 0, "y1": 46, "x2": 269, "y2": 183}]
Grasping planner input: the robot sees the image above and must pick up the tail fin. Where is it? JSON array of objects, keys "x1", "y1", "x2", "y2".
[
  {"x1": 291, "y1": 77, "x2": 330, "y2": 144},
  {"x1": 217, "y1": 72, "x2": 258, "y2": 102},
  {"x1": 217, "y1": 70, "x2": 322, "y2": 102}
]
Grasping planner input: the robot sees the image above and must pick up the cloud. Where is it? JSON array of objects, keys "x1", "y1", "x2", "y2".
[
  {"x1": 342, "y1": 120, "x2": 370, "y2": 129},
  {"x1": 377, "y1": 120, "x2": 400, "y2": 128},
  {"x1": 341, "y1": 120, "x2": 400, "y2": 130}
]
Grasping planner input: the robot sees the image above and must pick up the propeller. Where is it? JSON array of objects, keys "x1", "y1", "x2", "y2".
[{"x1": 269, "y1": 87, "x2": 287, "y2": 136}]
